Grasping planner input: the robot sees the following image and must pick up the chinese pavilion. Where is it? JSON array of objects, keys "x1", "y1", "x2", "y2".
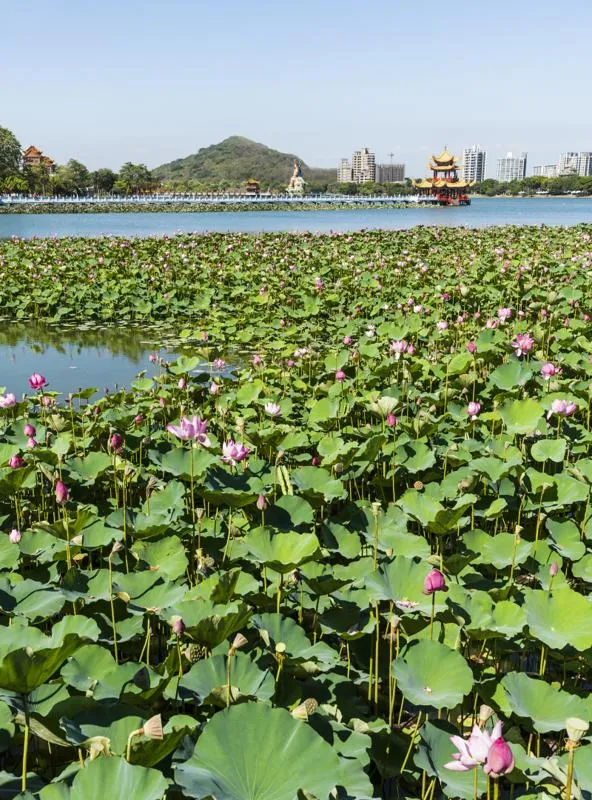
[{"x1": 414, "y1": 147, "x2": 471, "y2": 206}]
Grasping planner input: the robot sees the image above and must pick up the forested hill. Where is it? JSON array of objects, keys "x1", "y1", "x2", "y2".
[{"x1": 153, "y1": 136, "x2": 334, "y2": 188}]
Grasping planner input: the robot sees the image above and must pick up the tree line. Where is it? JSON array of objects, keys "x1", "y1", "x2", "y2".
[{"x1": 0, "y1": 126, "x2": 155, "y2": 196}]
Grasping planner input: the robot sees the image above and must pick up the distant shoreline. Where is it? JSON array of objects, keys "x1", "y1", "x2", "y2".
[{"x1": 0, "y1": 201, "x2": 419, "y2": 215}]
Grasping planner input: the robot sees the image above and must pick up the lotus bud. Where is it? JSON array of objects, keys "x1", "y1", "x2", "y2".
[
  {"x1": 9, "y1": 454, "x2": 25, "y2": 469},
  {"x1": 172, "y1": 616, "x2": 185, "y2": 635},
  {"x1": 109, "y1": 432, "x2": 123, "y2": 451},
  {"x1": 485, "y1": 737, "x2": 514, "y2": 777},
  {"x1": 479, "y1": 704, "x2": 494, "y2": 725},
  {"x1": 26, "y1": 437, "x2": 37, "y2": 449},
  {"x1": 8, "y1": 529, "x2": 21, "y2": 544},
  {"x1": 256, "y1": 494, "x2": 267, "y2": 511},
  {"x1": 55, "y1": 479, "x2": 69, "y2": 505},
  {"x1": 566, "y1": 717, "x2": 589, "y2": 743},
  {"x1": 24, "y1": 423, "x2": 36, "y2": 438},
  {"x1": 195, "y1": 507, "x2": 205, "y2": 520},
  {"x1": 110, "y1": 540, "x2": 124, "y2": 556},
  {"x1": 549, "y1": 561, "x2": 559, "y2": 577},
  {"x1": 132, "y1": 666, "x2": 150, "y2": 691},
  {"x1": 229, "y1": 633, "x2": 248, "y2": 655},
  {"x1": 423, "y1": 568, "x2": 447, "y2": 595},
  {"x1": 178, "y1": 377, "x2": 187, "y2": 390},
  {"x1": 386, "y1": 413, "x2": 398, "y2": 427},
  {"x1": 134, "y1": 414, "x2": 144, "y2": 425}
]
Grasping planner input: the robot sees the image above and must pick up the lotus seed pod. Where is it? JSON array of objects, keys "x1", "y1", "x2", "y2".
[
  {"x1": 275, "y1": 642, "x2": 286, "y2": 654},
  {"x1": 479, "y1": 704, "x2": 494, "y2": 724},
  {"x1": 371, "y1": 501, "x2": 382, "y2": 518},
  {"x1": 231, "y1": 633, "x2": 248, "y2": 651},
  {"x1": 184, "y1": 644, "x2": 201, "y2": 664},
  {"x1": 566, "y1": 717, "x2": 589, "y2": 743}
]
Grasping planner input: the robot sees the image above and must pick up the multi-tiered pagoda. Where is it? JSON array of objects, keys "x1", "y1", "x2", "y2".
[{"x1": 414, "y1": 147, "x2": 471, "y2": 206}]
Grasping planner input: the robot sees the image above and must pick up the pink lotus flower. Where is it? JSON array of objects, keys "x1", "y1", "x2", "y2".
[
  {"x1": 511, "y1": 333, "x2": 534, "y2": 357},
  {"x1": 407, "y1": 344, "x2": 416, "y2": 355},
  {"x1": 167, "y1": 416, "x2": 211, "y2": 446},
  {"x1": 213, "y1": 358, "x2": 226, "y2": 370},
  {"x1": 264, "y1": 402, "x2": 281, "y2": 417},
  {"x1": 437, "y1": 321, "x2": 449, "y2": 331},
  {"x1": 28, "y1": 373, "x2": 47, "y2": 390},
  {"x1": 343, "y1": 336, "x2": 352, "y2": 345},
  {"x1": 548, "y1": 399, "x2": 577, "y2": 419},
  {"x1": 386, "y1": 413, "x2": 398, "y2": 427},
  {"x1": 222, "y1": 440, "x2": 250, "y2": 466},
  {"x1": 335, "y1": 370, "x2": 346, "y2": 382},
  {"x1": 0, "y1": 393, "x2": 16, "y2": 409},
  {"x1": 467, "y1": 401, "x2": 481, "y2": 420},
  {"x1": 8, "y1": 529, "x2": 21, "y2": 544},
  {"x1": 252, "y1": 354, "x2": 262, "y2": 367},
  {"x1": 390, "y1": 340, "x2": 408, "y2": 356},
  {"x1": 55, "y1": 480, "x2": 69, "y2": 505},
  {"x1": 498, "y1": 307, "x2": 512, "y2": 322},
  {"x1": 9, "y1": 454, "x2": 24, "y2": 469},
  {"x1": 445, "y1": 721, "x2": 509, "y2": 772},
  {"x1": 485, "y1": 737, "x2": 514, "y2": 777},
  {"x1": 423, "y1": 568, "x2": 447, "y2": 595},
  {"x1": 178, "y1": 378, "x2": 187, "y2": 390},
  {"x1": 210, "y1": 382, "x2": 220, "y2": 395},
  {"x1": 540, "y1": 362, "x2": 561, "y2": 379},
  {"x1": 466, "y1": 341, "x2": 477, "y2": 354}
]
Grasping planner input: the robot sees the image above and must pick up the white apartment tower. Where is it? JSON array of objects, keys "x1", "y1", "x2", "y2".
[
  {"x1": 351, "y1": 148, "x2": 376, "y2": 183},
  {"x1": 462, "y1": 145, "x2": 487, "y2": 183},
  {"x1": 337, "y1": 158, "x2": 353, "y2": 183},
  {"x1": 578, "y1": 152, "x2": 592, "y2": 176},
  {"x1": 559, "y1": 152, "x2": 580, "y2": 176},
  {"x1": 497, "y1": 152, "x2": 527, "y2": 182}
]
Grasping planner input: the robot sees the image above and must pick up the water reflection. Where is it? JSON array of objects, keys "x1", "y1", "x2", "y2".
[{"x1": 0, "y1": 322, "x2": 182, "y2": 396}]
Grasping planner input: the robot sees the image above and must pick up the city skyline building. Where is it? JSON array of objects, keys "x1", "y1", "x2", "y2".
[
  {"x1": 558, "y1": 152, "x2": 580, "y2": 176},
  {"x1": 351, "y1": 148, "x2": 376, "y2": 183},
  {"x1": 578, "y1": 152, "x2": 592, "y2": 176},
  {"x1": 533, "y1": 164, "x2": 559, "y2": 178},
  {"x1": 375, "y1": 162, "x2": 405, "y2": 183},
  {"x1": 497, "y1": 152, "x2": 527, "y2": 182},
  {"x1": 462, "y1": 145, "x2": 487, "y2": 183},
  {"x1": 337, "y1": 158, "x2": 353, "y2": 183}
]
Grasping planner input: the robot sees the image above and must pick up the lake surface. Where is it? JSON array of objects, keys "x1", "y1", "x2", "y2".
[
  {"x1": 0, "y1": 323, "x2": 194, "y2": 397},
  {"x1": 1, "y1": 197, "x2": 592, "y2": 238}
]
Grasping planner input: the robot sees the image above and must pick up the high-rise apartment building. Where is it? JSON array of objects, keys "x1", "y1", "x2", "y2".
[
  {"x1": 337, "y1": 158, "x2": 353, "y2": 183},
  {"x1": 533, "y1": 165, "x2": 559, "y2": 178},
  {"x1": 462, "y1": 145, "x2": 487, "y2": 183},
  {"x1": 578, "y1": 152, "x2": 592, "y2": 176},
  {"x1": 351, "y1": 148, "x2": 376, "y2": 183},
  {"x1": 559, "y1": 152, "x2": 580, "y2": 176},
  {"x1": 375, "y1": 163, "x2": 405, "y2": 183},
  {"x1": 497, "y1": 152, "x2": 527, "y2": 182}
]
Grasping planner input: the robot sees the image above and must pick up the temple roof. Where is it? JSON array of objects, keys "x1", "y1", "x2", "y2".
[
  {"x1": 414, "y1": 179, "x2": 433, "y2": 189},
  {"x1": 23, "y1": 145, "x2": 43, "y2": 156},
  {"x1": 429, "y1": 163, "x2": 461, "y2": 171},
  {"x1": 431, "y1": 147, "x2": 457, "y2": 165}
]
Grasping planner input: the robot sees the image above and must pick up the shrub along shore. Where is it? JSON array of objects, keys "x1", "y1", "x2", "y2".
[{"x1": 0, "y1": 226, "x2": 591, "y2": 798}]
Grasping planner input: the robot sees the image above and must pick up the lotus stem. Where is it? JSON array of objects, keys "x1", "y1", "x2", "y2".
[
  {"x1": 126, "y1": 727, "x2": 143, "y2": 762},
  {"x1": 108, "y1": 553, "x2": 119, "y2": 663},
  {"x1": 399, "y1": 711, "x2": 423, "y2": 775},
  {"x1": 21, "y1": 695, "x2": 30, "y2": 794},
  {"x1": 429, "y1": 592, "x2": 436, "y2": 640},
  {"x1": 565, "y1": 742, "x2": 575, "y2": 800}
]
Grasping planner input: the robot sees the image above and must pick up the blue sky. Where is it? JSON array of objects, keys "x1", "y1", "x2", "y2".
[{"x1": 2, "y1": 0, "x2": 591, "y2": 176}]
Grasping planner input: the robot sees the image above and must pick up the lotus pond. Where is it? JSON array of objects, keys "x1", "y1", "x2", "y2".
[{"x1": 0, "y1": 226, "x2": 591, "y2": 799}]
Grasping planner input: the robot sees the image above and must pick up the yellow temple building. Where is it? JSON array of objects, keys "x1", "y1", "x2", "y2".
[{"x1": 414, "y1": 147, "x2": 472, "y2": 206}]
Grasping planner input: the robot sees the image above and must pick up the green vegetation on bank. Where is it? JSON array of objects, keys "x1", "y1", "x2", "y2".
[
  {"x1": 474, "y1": 174, "x2": 592, "y2": 196},
  {"x1": 0, "y1": 226, "x2": 592, "y2": 797}
]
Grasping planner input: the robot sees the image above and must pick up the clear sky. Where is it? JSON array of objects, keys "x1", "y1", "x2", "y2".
[{"x1": 2, "y1": 0, "x2": 591, "y2": 177}]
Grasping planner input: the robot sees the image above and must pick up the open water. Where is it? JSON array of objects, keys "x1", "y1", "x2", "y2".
[{"x1": 1, "y1": 197, "x2": 592, "y2": 239}]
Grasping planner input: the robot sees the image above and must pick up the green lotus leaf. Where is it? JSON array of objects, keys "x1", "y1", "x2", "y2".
[
  {"x1": 573, "y1": 554, "x2": 592, "y2": 582},
  {"x1": 128, "y1": 714, "x2": 199, "y2": 767},
  {"x1": 553, "y1": 473, "x2": 589, "y2": 506},
  {"x1": 175, "y1": 703, "x2": 346, "y2": 800},
  {"x1": 398, "y1": 489, "x2": 444, "y2": 527},
  {"x1": 202, "y1": 468, "x2": 259, "y2": 508},
  {"x1": 546, "y1": 519, "x2": 586, "y2": 561},
  {"x1": 0, "y1": 701, "x2": 14, "y2": 753},
  {"x1": 531, "y1": 438, "x2": 567, "y2": 463},
  {"x1": 149, "y1": 446, "x2": 217, "y2": 478},
  {"x1": 61, "y1": 645, "x2": 163, "y2": 701},
  {"x1": 499, "y1": 398, "x2": 544, "y2": 434},
  {"x1": 496, "y1": 672, "x2": 591, "y2": 733},
  {"x1": 131, "y1": 535, "x2": 188, "y2": 580},
  {"x1": 177, "y1": 652, "x2": 274, "y2": 706},
  {"x1": 525, "y1": 587, "x2": 592, "y2": 650},
  {"x1": 166, "y1": 599, "x2": 252, "y2": 648},
  {"x1": 290, "y1": 466, "x2": 347, "y2": 502},
  {"x1": 488, "y1": 359, "x2": 533, "y2": 390},
  {"x1": 0, "y1": 616, "x2": 99, "y2": 693},
  {"x1": 463, "y1": 529, "x2": 533, "y2": 569},
  {"x1": 252, "y1": 613, "x2": 338, "y2": 670},
  {"x1": 308, "y1": 396, "x2": 340, "y2": 425},
  {"x1": 264, "y1": 495, "x2": 315, "y2": 530},
  {"x1": 365, "y1": 556, "x2": 444, "y2": 614},
  {"x1": 392, "y1": 640, "x2": 474, "y2": 709},
  {"x1": 65, "y1": 451, "x2": 113, "y2": 483},
  {"x1": 396, "y1": 441, "x2": 436, "y2": 474},
  {"x1": 243, "y1": 528, "x2": 320, "y2": 573},
  {"x1": 48, "y1": 755, "x2": 168, "y2": 799},
  {"x1": 0, "y1": 537, "x2": 19, "y2": 571}
]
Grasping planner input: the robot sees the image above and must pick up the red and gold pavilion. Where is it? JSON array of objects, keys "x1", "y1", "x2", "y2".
[{"x1": 414, "y1": 147, "x2": 471, "y2": 206}]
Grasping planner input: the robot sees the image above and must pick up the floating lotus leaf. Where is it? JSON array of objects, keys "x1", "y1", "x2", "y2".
[
  {"x1": 175, "y1": 703, "x2": 346, "y2": 800},
  {"x1": 546, "y1": 519, "x2": 586, "y2": 561},
  {"x1": 46, "y1": 755, "x2": 168, "y2": 799},
  {"x1": 131, "y1": 535, "x2": 188, "y2": 580},
  {"x1": 166, "y1": 599, "x2": 252, "y2": 648},
  {"x1": 463, "y1": 529, "x2": 534, "y2": 569},
  {"x1": 488, "y1": 359, "x2": 533, "y2": 391},
  {"x1": 499, "y1": 398, "x2": 544, "y2": 434},
  {"x1": 243, "y1": 527, "x2": 320, "y2": 573},
  {"x1": 150, "y1": 445, "x2": 217, "y2": 478},
  {"x1": 531, "y1": 438, "x2": 567, "y2": 463},
  {"x1": 308, "y1": 396, "x2": 340, "y2": 425},
  {"x1": 264, "y1": 495, "x2": 315, "y2": 530},
  {"x1": 177, "y1": 651, "x2": 274, "y2": 706},
  {"x1": 365, "y1": 556, "x2": 443, "y2": 614},
  {"x1": 65, "y1": 452, "x2": 113, "y2": 483},
  {"x1": 495, "y1": 672, "x2": 591, "y2": 733},
  {"x1": 0, "y1": 616, "x2": 99, "y2": 693},
  {"x1": 61, "y1": 645, "x2": 163, "y2": 701},
  {"x1": 392, "y1": 640, "x2": 474, "y2": 709},
  {"x1": 525, "y1": 587, "x2": 592, "y2": 650},
  {"x1": 290, "y1": 466, "x2": 347, "y2": 502}
]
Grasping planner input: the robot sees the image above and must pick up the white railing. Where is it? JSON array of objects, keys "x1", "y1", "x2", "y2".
[{"x1": 1, "y1": 193, "x2": 434, "y2": 206}]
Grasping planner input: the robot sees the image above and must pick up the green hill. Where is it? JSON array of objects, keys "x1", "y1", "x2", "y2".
[{"x1": 153, "y1": 136, "x2": 334, "y2": 189}]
